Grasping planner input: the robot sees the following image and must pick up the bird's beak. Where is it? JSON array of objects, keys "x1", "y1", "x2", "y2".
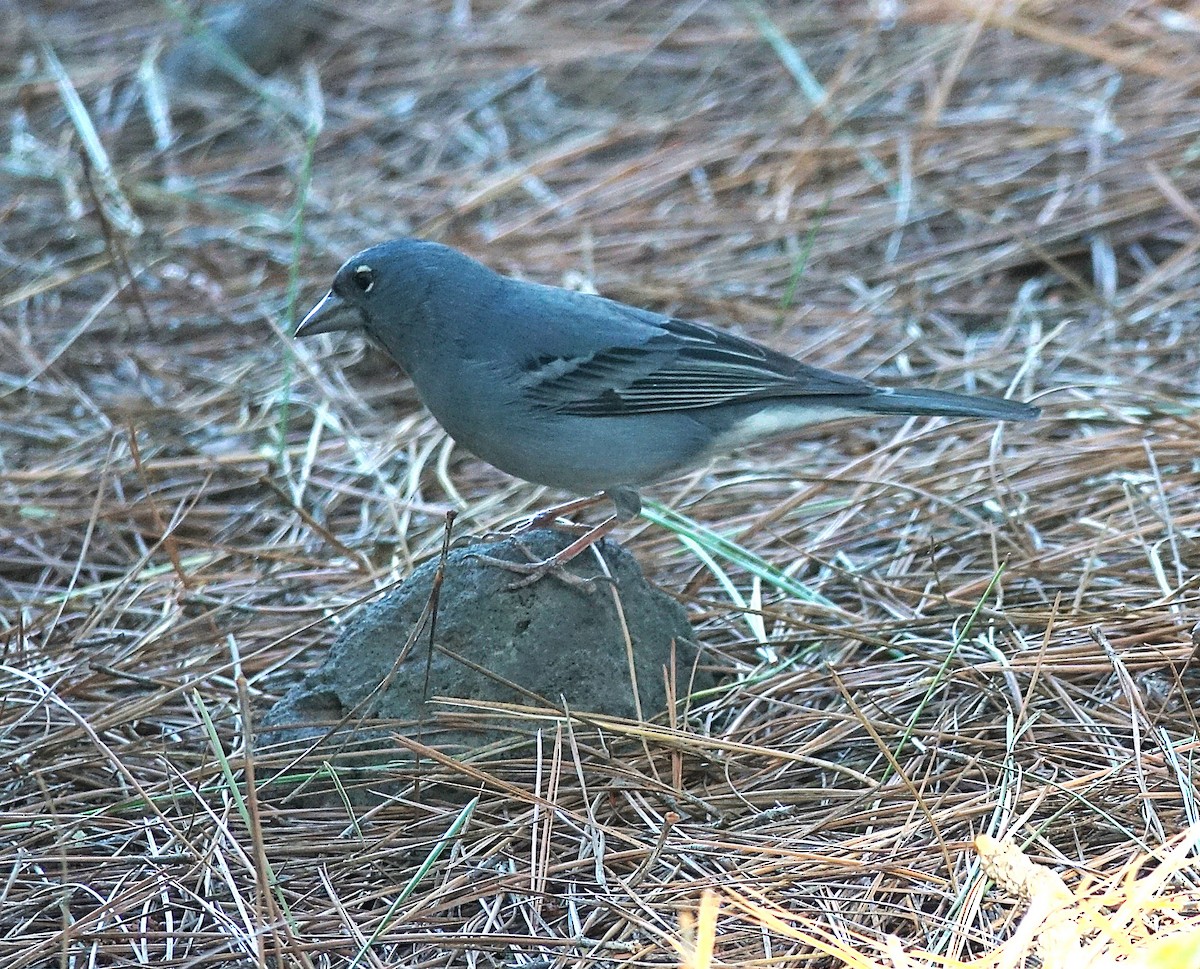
[{"x1": 294, "y1": 291, "x2": 364, "y2": 338}]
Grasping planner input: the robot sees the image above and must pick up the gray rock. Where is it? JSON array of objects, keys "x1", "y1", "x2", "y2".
[{"x1": 261, "y1": 530, "x2": 710, "y2": 755}]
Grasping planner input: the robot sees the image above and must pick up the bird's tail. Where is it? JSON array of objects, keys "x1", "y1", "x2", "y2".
[{"x1": 861, "y1": 387, "x2": 1039, "y2": 422}]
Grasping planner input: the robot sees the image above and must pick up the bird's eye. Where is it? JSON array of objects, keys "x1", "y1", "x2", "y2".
[{"x1": 352, "y1": 265, "x2": 375, "y2": 293}]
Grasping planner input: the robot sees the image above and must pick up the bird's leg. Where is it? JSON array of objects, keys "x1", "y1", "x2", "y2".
[
  {"x1": 524, "y1": 491, "x2": 610, "y2": 531},
  {"x1": 478, "y1": 491, "x2": 607, "y2": 543},
  {"x1": 478, "y1": 515, "x2": 621, "y2": 591},
  {"x1": 465, "y1": 487, "x2": 642, "y2": 591}
]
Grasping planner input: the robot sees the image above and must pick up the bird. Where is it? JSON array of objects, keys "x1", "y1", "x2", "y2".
[{"x1": 295, "y1": 238, "x2": 1038, "y2": 584}]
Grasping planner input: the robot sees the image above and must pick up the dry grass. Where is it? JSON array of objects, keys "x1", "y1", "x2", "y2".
[{"x1": 3, "y1": 0, "x2": 1200, "y2": 966}]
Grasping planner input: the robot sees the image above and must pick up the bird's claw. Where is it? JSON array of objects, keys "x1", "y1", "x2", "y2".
[{"x1": 462, "y1": 544, "x2": 612, "y2": 593}]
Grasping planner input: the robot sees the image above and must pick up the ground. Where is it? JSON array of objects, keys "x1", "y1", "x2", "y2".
[{"x1": 3, "y1": 1, "x2": 1200, "y2": 966}]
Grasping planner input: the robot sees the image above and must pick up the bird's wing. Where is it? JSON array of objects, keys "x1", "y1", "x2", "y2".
[{"x1": 520, "y1": 315, "x2": 874, "y2": 416}]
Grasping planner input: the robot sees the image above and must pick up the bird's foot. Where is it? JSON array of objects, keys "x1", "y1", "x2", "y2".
[
  {"x1": 486, "y1": 493, "x2": 610, "y2": 541},
  {"x1": 484, "y1": 487, "x2": 641, "y2": 541},
  {"x1": 480, "y1": 519, "x2": 591, "y2": 544},
  {"x1": 463, "y1": 513, "x2": 622, "y2": 592},
  {"x1": 463, "y1": 544, "x2": 607, "y2": 593},
  {"x1": 459, "y1": 488, "x2": 639, "y2": 590}
]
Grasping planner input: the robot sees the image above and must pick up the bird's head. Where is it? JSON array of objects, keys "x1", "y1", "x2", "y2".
[{"x1": 294, "y1": 237, "x2": 468, "y2": 340}]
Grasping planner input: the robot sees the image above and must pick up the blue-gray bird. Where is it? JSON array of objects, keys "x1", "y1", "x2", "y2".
[{"x1": 296, "y1": 238, "x2": 1037, "y2": 580}]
